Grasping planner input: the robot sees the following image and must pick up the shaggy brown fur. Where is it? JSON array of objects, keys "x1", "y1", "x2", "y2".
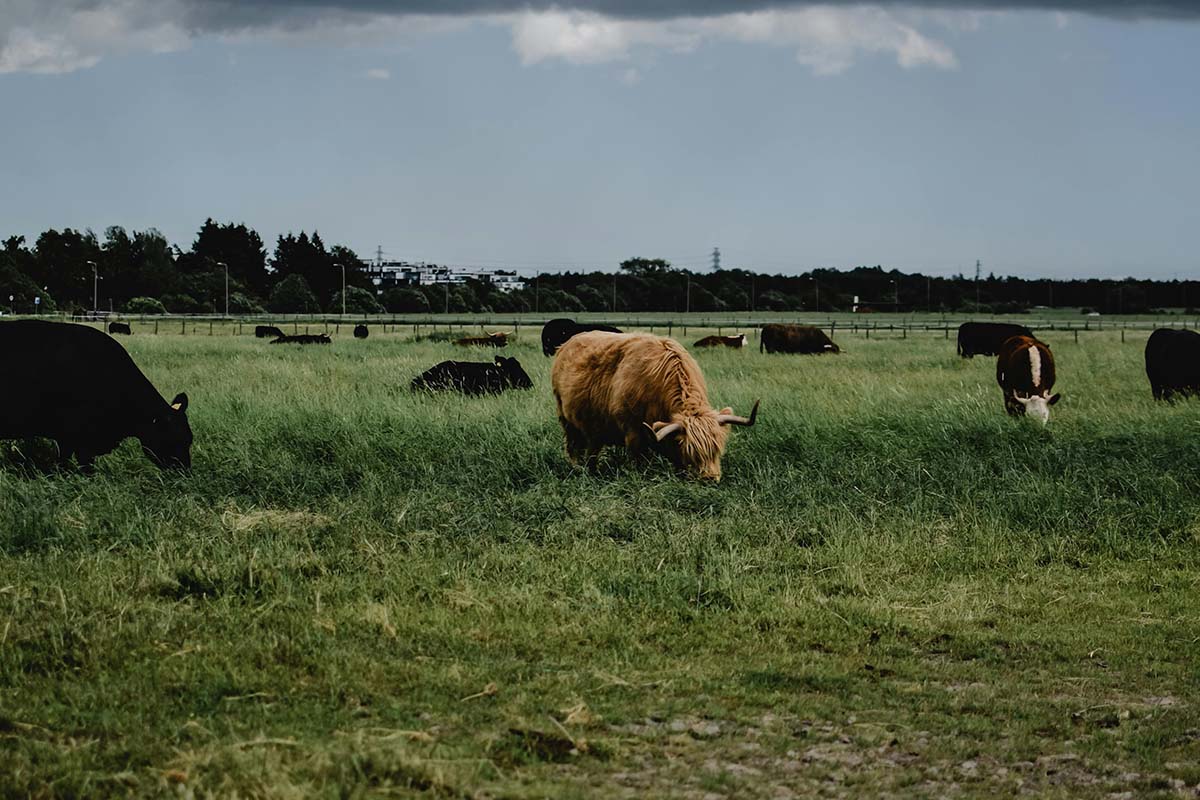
[
  {"x1": 693, "y1": 334, "x2": 746, "y2": 348},
  {"x1": 551, "y1": 331, "x2": 756, "y2": 481}
]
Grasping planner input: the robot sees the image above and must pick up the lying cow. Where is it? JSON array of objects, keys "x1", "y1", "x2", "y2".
[
  {"x1": 996, "y1": 335, "x2": 1060, "y2": 423},
  {"x1": 0, "y1": 320, "x2": 192, "y2": 471},
  {"x1": 271, "y1": 334, "x2": 331, "y2": 345},
  {"x1": 353, "y1": 324, "x2": 369, "y2": 339},
  {"x1": 541, "y1": 318, "x2": 623, "y2": 356},
  {"x1": 1145, "y1": 328, "x2": 1200, "y2": 401},
  {"x1": 108, "y1": 321, "x2": 131, "y2": 335},
  {"x1": 694, "y1": 334, "x2": 746, "y2": 349},
  {"x1": 760, "y1": 323, "x2": 838, "y2": 354},
  {"x1": 255, "y1": 325, "x2": 285, "y2": 339},
  {"x1": 411, "y1": 356, "x2": 532, "y2": 395},
  {"x1": 454, "y1": 332, "x2": 509, "y2": 348},
  {"x1": 957, "y1": 322, "x2": 1034, "y2": 358},
  {"x1": 552, "y1": 331, "x2": 758, "y2": 481}
]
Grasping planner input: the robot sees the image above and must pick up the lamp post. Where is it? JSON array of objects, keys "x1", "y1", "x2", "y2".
[
  {"x1": 336, "y1": 262, "x2": 345, "y2": 315},
  {"x1": 218, "y1": 261, "x2": 228, "y2": 317},
  {"x1": 890, "y1": 279, "x2": 898, "y2": 313},
  {"x1": 87, "y1": 260, "x2": 99, "y2": 314},
  {"x1": 810, "y1": 276, "x2": 818, "y2": 313}
]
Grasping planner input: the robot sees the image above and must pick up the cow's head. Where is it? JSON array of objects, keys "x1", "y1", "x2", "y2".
[
  {"x1": 139, "y1": 392, "x2": 193, "y2": 470},
  {"x1": 644, "y1": 400, "x2": 759, "y2": 481},
  {"x1": 824, "y1": 342, "x2": 841, "y2": 354},
  {"x1": 735, "y1": 334, "x2": 747, "y2": 347},
  {"x1": 1016, "y1": 391, "x2": 1061, "y2": 425},
  {"x1": 495, "y1": 356, "x2": 533, "y2": 389}
]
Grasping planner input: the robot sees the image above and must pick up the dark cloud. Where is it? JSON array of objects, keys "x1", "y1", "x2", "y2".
[{"x1": 181, "y1": 0, "x2": 1200, "y2": 26}]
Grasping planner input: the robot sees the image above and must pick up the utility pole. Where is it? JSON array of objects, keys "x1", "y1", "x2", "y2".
[
  {"x1": 810, "y1": 276, "x2": 818, "y2": 313},
  {"x1": 336, "y1": 262, "x2": 346, "y2": 315},
  {"x1": 750, "y1": 274, "x2": 755, "y2": 312},
  {"x1": 218, "y1": 261, "x2": 228, "y2": 317},
  {"x1": 711, "y1": 247, "x2": 721, "y2": 272},
  {"x1": 926, "y1": 275, "x2": 931, "y2": 313},
  {"x1": 975, "y1": 259, "x2": 981, "y2": 307},
  {"x1": 87, "y1": 260, "x2": 99, "y2": 314},
  {"x1": 444, "y1": 282, "x2": 449, "y2": 314},
  {"x1": 535, "y1": 274, "x2": 540, "y2": 314},
  {"x1": 611, "y1": 273, "x2": 617, "y2": 313},
  {"x1": 685, "y1": 273, "x2": 691, "y2": 313}
]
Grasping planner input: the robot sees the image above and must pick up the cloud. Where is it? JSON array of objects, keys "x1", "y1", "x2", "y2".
[
  {"x1": 363, "y1": 67, "x2": 390, "y2": 79},
  {"x1": 0, "y1": 0, "x2": 1193, "y2": 76}
]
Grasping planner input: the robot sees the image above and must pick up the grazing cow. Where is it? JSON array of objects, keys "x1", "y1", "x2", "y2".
[
  {"x1": 0, "y1": 320, "x2": 192, "y2": 471},
  {"x1": 411, "y1": 356, "x2": 533, "y2": 395},
  {"x1": 996, "y1": 335, "x2": 1061, "y2": 423},
  {"x1": 541, "y1": 318, "x2": 623, "y2": 356},
  {"x1": 694, "y1": 334, "x2": 747, "y2": 349},
  {"x1": 454, "y1": 331, "x2": 509, "y2": 348},
  {"x1": 552, "y1": 331, "x2": 758, "y2": 481},
  {"x1": 353, "y1": 323, "x2": 369, "y2": 339},
  {"x1": 760, "y1": 324, "x2": 839, "y2": 355},
  {"x1": 108, "y1": 321, "x2": 131, "y2": 335},
  {"x1": 1145, "y1": 328, "x2": 1200, "y2": 401},
  {"x1": 271, "y1": 334, "x2": 331, "y2": 345},
  {"x1": 957, "y1": 322, "x2": 1034, "y2": 358},
  {"x1": 255, "y1": 325, "x2": 285, "y2": 339}
]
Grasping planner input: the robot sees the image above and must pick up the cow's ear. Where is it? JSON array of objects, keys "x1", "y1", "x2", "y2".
[
  {"x1": 1049, "y1": 393, "x2": 1061, "y2": 406},
  {"x1": 170, "y1": 392, "x2": 188, "y2": 413}
]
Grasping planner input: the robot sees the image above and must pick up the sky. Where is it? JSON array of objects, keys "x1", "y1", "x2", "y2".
[{"x1": 1, "y1": 1, "x2": 1198, "y2": 280}]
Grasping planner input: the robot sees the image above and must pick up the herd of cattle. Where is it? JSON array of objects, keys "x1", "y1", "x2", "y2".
[{"x1": 5, "y1": 317, "x2": 1200, "y2": 480}]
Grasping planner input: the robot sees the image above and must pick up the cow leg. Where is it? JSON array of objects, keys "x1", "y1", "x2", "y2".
[{"x1": 561, "y1": 419, "x2": 591, "y2": 466}]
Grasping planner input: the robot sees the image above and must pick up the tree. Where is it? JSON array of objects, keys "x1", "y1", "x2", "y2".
[
  {"x1": 382, "y1": 287, "x2": 431, "y2": 313},
  {"x1": 619, "y1": 257, "x2": 674, "y2": 276},
  {"x1": 0, "y1": 259, "x2": 56, "y2": 313},
  {"x1": 573, "y1": 283, "x2": 608, "y2": 312},
  {"x1": 228, "y1": 292, "x2": 265, "y2": 315},
  {"x1": 187, "y1": 219, "x2": 269, "y2": 296},
  {"x1": 123, "y1": 296, "x2": 167, "y2": 314},
  {"x1": 268, "y1": 274, "x2": 320, "y2": 313},
  {"x1": 330, "y1": 286, "x2": 384, "y2": 315}
]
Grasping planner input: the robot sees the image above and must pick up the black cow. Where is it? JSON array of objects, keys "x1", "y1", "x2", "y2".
[
  {"x1": 0, "y1": 320, "x2": 192, "y2": 471},
  {"x1": 353, "y1": 324, "x2": 369, "y2": 339},
  {"x1": 957, "y1": 322, "x2": 1034, "y2": 358},
  {"x1": 271, "y1": 334, "x2": 331, "y2": 345},
  {"x1": 411, "y1": 356, "x2": 533, "y2": 395},
  {"x1": 1145, "y1": 328, "x2": 1200, "y2": 401},
  {"x1": 541, "y1": 318, "x2": 623, "y2": 356},
  {"x1": 760, "y1": 323, "x2": 839, "y2": 354},
  {"x1": 108, "y1": 321, "x2": 131, "y2": 335},
  {"x1": 255, "y1": 325, "x2": 285, "y2": 339}
]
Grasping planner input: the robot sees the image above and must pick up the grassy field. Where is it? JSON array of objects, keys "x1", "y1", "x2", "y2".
[{"x1": 2, "y1": 323, "x2": 1199, "y2": 798}]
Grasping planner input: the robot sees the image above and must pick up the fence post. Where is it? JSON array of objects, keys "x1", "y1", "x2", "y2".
[
  {"x1": 154, "y1": 320, "x2": 159, "y2": 335},
  {"x1": 181, "y1": 319, "x2": 186, "y2": 335},
  {"x1": 1074, "y1": 330, "x2": 1079, "y2": 344},
  {"x1": 209, "y1": 321, "x2": 213, "y2": 336},
  {"x1": 1121, "y1": 329, "x2": 1125, "y2": 343},
  {"x1": 668, "y1": 322, "x2": 673, "y2": 338}
]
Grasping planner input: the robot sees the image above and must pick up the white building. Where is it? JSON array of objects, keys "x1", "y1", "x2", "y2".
[{"x1": 362, "y1": 261, "x2": 523, "y2": 293}]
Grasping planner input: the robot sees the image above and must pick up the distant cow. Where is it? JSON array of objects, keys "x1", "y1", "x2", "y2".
[
  {"x1": 760, "y1": 324, "x2": 839, "y2": 355},
  {"x1": 108, "y1": 321, "x2": 131, "y2": 335},
  {"x1": 694, "y1": 334, "x2": 746, "y2": 349},
  {"x1": 411, "y1": 356, "x2": 533, "y2": 395},
  {"x1": 0, "y1": 320, "x2": 192, "y2": 471},
  {"x1": 996, "y1": 335, "x2": 1060, "y2": 423},
  {"x1": 454, "y1": 332, "x2": 509, "y2": 348},
  {"x1": 957, "y1": 322, "x2": 1034, "y2": 358},
  {"x1": 353, "y1": 324, "x2": 369, "y2": 339},
  {"x1": 541, "y1": 318, "x2": 623, "y2": 356},
  {"x1": 1145, "y1": 328, "x2": 1200, "y2": 401},
  {"x1": 271, "y1": 334, "x2": 331, "y2": 345},
  {"x1": 552, "y1": 331, "x2": 758, "y2": 481},
  {"x1": 255, "y1": 325, "x2": 285, "y2": 339}
]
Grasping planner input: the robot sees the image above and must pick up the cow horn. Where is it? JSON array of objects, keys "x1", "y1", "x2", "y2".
[
  {"x1": 644, "y1": 421, "x2": 683, "y2": 442},
  {"x1": 717, "y1": 399, "x2": 760, "y2": 427}
]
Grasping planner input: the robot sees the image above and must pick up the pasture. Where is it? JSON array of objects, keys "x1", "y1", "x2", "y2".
[{"x1": 2, "y1": 323, "x2": 1199, "y2": 798}]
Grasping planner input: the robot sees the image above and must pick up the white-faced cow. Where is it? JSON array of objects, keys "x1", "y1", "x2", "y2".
[
  {"x1": 551, "y1": 331, "x2": 758, "y2": 481},
  {"x1": 0, "y1": 320, "x2": 192, "y2": 471},
  {"x1": 694, "y1": 334, "x2": 746, "y2": 349},
  {"x1": 996, "y1": 335, "x2": 1061, "y2": 423}
]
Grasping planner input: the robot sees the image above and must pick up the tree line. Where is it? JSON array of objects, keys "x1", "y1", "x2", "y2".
[{"x1": 1, "y1": 220, "x2": 1195, "y2": 316}]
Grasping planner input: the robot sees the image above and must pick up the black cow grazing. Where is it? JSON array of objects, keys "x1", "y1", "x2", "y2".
[
  {"x1": 0, "y1": 320, "x2": 192, "y2": 471},
  {"x1": 108, "y1": 321, "x2": 131, "y2": 335},
  {"x1": 255, "y1": 325, "x2": 285, "y2": 339},
  {"x1": 271, "y1": 334, "x2": 331, "y2": 345},
  {"x1": 957, "y1": 322, "x2": 1034, "y2": 358},
  {"x1": 996, "y1": 335, "x2": 1061, "y2": 424},
  {"x1": 1145, "y1": 328, "x2": 1200, "y2": 401},
  {"x1": 541, "y1": 318, "x2": 623, "y2": 356},
  {"x1": 694, "y1": 334, "x2": 747, "y2": 349},
  {"x1": 760, "y1": 323, "x2": 839, "y2": 354},
  {"x1": 353, "y1": 324, "x2": 369, "y2": 339},
  {"x1": 411, "y1": 356, "x2": 533, "y2": 395}
]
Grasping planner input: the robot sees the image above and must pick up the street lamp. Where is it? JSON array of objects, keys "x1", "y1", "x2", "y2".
[
  {"x1": 810, "y1": 276, "x2": 818, "y2": 313},
  {"x1": 890, "y1": 279, "x2": 898, "y2": 313},
  {"x1": 87, "y1": 260, "x2": 99, "y2": 314},
  {"x1": 217, "y1": 261, "x2": 229, "y2": 317},
  {"x1": 336, "y1": 262, "x2": 345, "y2": 315}
]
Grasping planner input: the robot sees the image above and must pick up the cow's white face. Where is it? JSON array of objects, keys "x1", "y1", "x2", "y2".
[{"x1": 1016, "y1": 392, "x2": 1060, "y2": 425}]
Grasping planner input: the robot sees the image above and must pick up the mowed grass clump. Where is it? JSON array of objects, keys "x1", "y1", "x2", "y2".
[{"x1": 2, "y1": 326, "x2": 1199, "y2": 798}]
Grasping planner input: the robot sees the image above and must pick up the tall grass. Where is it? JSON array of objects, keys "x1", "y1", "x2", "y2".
[{"x1": 2, "y1": 328, "x2": 1198, "y2": 797}]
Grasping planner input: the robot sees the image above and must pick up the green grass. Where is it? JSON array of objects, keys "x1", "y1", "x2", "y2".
[{"x1": 2, "y1": 325, "x2": 1199, "y2": 798}]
